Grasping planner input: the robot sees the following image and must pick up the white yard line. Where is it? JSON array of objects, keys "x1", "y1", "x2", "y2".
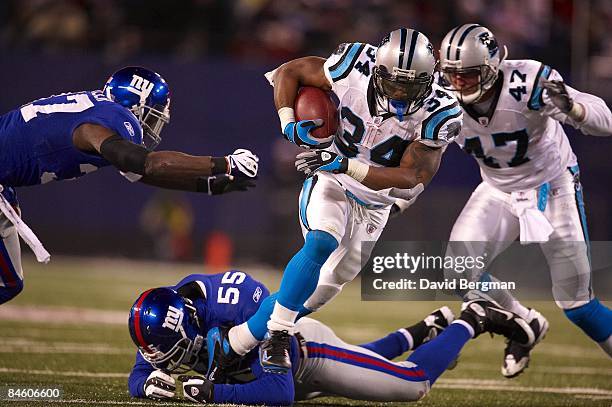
[
  {"x1": 457, "y1": 362, "x2": 612, "y2": 376},
  {"x1": 1, "y1": 338, "x2": 133, "y2": 355},
  {"x1": 0, "y1": 305, "x2": 126, "y2": 325}
]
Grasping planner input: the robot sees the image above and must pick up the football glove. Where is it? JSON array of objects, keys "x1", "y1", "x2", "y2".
[
  {"x1": 541, "y1": 79, "x2": 573, "y2": 113},
  {"x1": 178, "y1": 375, "x2": 214, "y2": 403},
  {"x1": 283, "y1": 119, "x2": 331, "y2": 149},
  {"x1": 295, "y1": 150, "x2": 348, "y2": 176},
  {"x1": 143, "y1": 370, "x2": 176, "y2": 400},
  {"x1": 227, "y1": 149, "x2": 259, "y2": 178},
  {"x1": 389, "y1": 184, "x2": 425, "y2": 218},
  {"x1": 198, "y1": 174, "x2": 255, "y2": 195}
]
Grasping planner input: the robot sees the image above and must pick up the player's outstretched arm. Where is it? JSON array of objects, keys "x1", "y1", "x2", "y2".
[
  {"x1": 295, "y1": 141, "x2": 444, "y2": 191},
  {"x1": 270, "y1": 57, "x2": 333, "y2": 148},
  {"x1": 72, "y1": 123, "x2": 258, "y2": 194}
]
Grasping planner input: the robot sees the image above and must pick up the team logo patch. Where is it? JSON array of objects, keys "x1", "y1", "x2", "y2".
[
  {"x1": 253, "y1": 286, "x2": 263, "y2": 303},
  {"x1": 124, "y1": 121, "x2": 135, "y2": 138},
  {"x1": 477, "y1": 32, "x2": 499, "y2": 58},
  {"x1": 190, "y1": 386, "x2": 199, "y2": 397}
]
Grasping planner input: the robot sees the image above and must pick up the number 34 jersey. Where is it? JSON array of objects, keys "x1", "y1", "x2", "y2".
[
  {"x1": 454, "y1": 59, "x2": 584, "y2": 193},
  {"x1": 321, "y1": 42, "x2": 462, "y2": 207}
]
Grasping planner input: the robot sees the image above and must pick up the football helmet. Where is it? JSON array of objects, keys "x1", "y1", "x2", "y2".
[
  {"x1": 128, "y1": 287, "x2": 205, "y2": 373},
  {"x1": 103, "y1": 66, "x2": 170, "y2": 150},
  {"x1": 439, "y1": 24, "x2": 508, "y2": 104},
  {"x1": 373, "y1": 28, "x2": 436, "y2": 120}
]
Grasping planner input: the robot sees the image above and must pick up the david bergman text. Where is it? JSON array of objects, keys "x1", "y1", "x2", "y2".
[{"x1": 372, "y1": 278, "x2": 516, "y2": 292}]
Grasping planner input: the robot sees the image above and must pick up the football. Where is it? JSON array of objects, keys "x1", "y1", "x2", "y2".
[{"x1": 294, "y1": 86, "x2": 339, "y2": 141}]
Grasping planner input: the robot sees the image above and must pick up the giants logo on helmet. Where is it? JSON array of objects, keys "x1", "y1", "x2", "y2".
[
  {"x1": 127, "y1": 75, "x2": 154, "y2": 99},
  {"x1": 161, "y1": 305, "x2": 184, "y2": 332}
]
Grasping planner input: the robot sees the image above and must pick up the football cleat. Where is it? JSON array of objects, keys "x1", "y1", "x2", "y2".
[
  {"x1": 460, "y1": 300, "x2": 536, "y2": 346},
  {"x1": 259, "y1": 330, "x2": 292, "y2": 374},
  {"x1": 502, "y1": 308, "x2": 549, "y2": 378},
  {"x1": 423, "y1": 306, "x2": 455, "y2": 342}
]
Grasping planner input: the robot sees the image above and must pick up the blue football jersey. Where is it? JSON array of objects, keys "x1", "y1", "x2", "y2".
[{"x1": 0, "y1": 90, "x2": 143, "y2": 187}]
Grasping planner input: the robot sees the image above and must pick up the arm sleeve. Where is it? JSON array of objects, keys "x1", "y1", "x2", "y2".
[
  {"x1": 127, "y1": 351, "x2": 154, "y2": 398},
  {"x1": 541, "y1": 69, "x2": 612, "y2": 137},
  {"x1": 213, "y1": 357, "x2": 295, "y2": 406}
]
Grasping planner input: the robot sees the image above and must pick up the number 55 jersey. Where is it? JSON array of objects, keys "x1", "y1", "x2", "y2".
[{"x1": 453, "y1": 59, "x2": 612, "y2": 193}]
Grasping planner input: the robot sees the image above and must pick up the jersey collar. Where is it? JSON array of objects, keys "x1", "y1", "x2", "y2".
[{"x1": 462, "y1": 70, "x2": 505, "y2": 126}]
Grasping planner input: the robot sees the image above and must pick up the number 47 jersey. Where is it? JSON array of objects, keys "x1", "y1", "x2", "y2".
[
  {"x1": 454, "y1": 59, "x2": 589, "y2": 193},
  {"x1": 319, "y1": 42, "x2": 462, "y2": 207}
]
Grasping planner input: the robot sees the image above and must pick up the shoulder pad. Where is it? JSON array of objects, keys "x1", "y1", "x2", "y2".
[
  {"x1": 325, "y1": 42, "x2": 377, "y2": 84},
  {"x1": 502, "y1": 60, "x2": 552, "y2": 111},
  {"x1": 419, "y1": 89, "x2": 462, "y2": 146}
]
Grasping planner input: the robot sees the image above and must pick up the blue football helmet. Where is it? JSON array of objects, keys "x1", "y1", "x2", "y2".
[
  {"x1": 103, "y1": 66, "x2": 171, "y2": 150},
  {"x1": 128, "y1": 287, "x2": 205, "y2": 373}
]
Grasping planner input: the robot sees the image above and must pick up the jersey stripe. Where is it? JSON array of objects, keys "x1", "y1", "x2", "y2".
[
  {"x1": 422, "y1": 102, "x2": 461, "y2": 140},
  {"x1": 405, "y1": 30, "x2": 420, "y2": 70},
  {"x1": 306, "y1": 342, "x2": 426, "y2": 381},
  {"x1": 329, "y1": 43, "x2": 366, "y2": 82},
  {"x1": 455, "y1": 24, "x2": 480, "y2": 60},
  {"x1": 527, "y1": 64, "x2": 552, "y2": 110},
  {"x1": 398, "y1": 28, "x2": 407, "y2": 70}
]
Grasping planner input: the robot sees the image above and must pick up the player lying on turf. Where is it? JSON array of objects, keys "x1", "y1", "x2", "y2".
[
  {"x1": 0, "y1": 66, "x2": 258, "y2": 305},
  {"x1": 127, "y1": 271, "x2": 536, "y2": 405},
  {"x1": 219, "y1": 28, "x2": 463, "y2": 374},
  {"x1": 438, "y1": 24, "x2": 612, "y2": 375}
]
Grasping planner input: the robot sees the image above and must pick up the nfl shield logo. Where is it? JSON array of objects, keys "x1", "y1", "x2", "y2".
[
  {"x1": 478, "y1": 117, "x2": 489, "y2": 126},
  {"x1": 366, "y1": 224, "x2": 376, "y2": 234}
]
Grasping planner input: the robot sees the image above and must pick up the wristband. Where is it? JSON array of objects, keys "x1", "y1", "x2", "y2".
[
  {"x1": 278, "y1": 107, "x2": 296, "y2": 131},
  {"x1": 211, "y1": 157, "x2": 229, "y2": 175},
  {"x1": 346, "y1": 160, "x2": 369, "y2": 182}
]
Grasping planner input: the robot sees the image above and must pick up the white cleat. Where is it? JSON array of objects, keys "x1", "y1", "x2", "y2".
[{"x1": 502, "y1": 308, "x2": 549, "y2": 378}]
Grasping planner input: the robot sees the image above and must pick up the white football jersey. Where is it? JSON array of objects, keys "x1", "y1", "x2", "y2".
[
  {"x1": 320, "y1": 42, "x2": 462, "y2": 206},
  {"x1": 453, "y1": 59, "x2": 580, "y2": 193}
]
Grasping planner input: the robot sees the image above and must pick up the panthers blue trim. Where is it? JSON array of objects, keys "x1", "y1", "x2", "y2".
[
  {"x1": 528, "y1": 64, "x2": 552, "y2": 111},
  {"x1": 299, "y1": 176, "x2": 316, "y2": 230},
  {"x1": 568, "y1": 165, "x2": 590, "y2": 243},
  {"x1": 329, "y1": 43, "x2": 365, "y2": 81},
  {"x1": 564, "y1": 299, "x2": 612, "y2": 342},
  {"x1": 422, "y1": 103, "x2": 461, "y2": 140},
  {"x1": 345, "y1": 190, "x2": 386, "y2": 210},
  {"x1": 537, "y1": 182, "x2": 549, "y2": 211}
]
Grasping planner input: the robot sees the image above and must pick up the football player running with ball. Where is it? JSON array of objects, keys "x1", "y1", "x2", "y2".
[
  {"x1": 213, "y1": 28, "x2": 463, "y2": 373},
  {"x1": 0, "y1": 66, "x2": 258, "y2": 305},
  {"x1": 438, "y1": 24, "x2": 612, "y2": 376}
]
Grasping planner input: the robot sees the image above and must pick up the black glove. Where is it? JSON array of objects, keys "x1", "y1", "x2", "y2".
[
  {"x1": 197, "y1": 174, "x2": 255, "y2": 195},
  {"x1": 541, "y1": 79, "x2": 573, "y2": 113},
  {"x1": 178, "y1": 375, "x2": 214, "y2": 403},
  {"x1": 295, "y1": 150, "x2": 348, "y2": 176}
]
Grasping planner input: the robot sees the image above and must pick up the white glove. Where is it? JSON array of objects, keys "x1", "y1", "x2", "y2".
[
  {"x1": 389, "y1": 183, "x2": 425, "y2": 218},
  {"x1": 227, "y1": 149, "x2": 259, "y2": 178},
  {"x1": 144, "y1": 370, "x2": 176, "y2": 400}
]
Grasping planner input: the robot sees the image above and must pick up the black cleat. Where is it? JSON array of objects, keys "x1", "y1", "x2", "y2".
[
  {"x1": 259, "y1": 330, "x2": 292, "y2": 374},
  {"x1": 502, "y1": 308, "x2": 549, "y2": 378},
  {"x1": 460, "y1": 300, "x2": 536, "y2": 346},
  {"x1": 422, "y1": 306, "x2": 455, "y2": 341}
]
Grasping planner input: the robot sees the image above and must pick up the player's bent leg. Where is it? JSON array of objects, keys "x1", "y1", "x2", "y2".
[
  {"x1": 563, "y1": 299, "x2": 612, "y2": 357},
  {"x1": 0, "y1": 217, "x2": 24, "y2": 305}
]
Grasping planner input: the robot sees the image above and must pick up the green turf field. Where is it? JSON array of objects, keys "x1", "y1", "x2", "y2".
[{"x1": 0, "y1": 256, "x2": 610, "y2": 407}]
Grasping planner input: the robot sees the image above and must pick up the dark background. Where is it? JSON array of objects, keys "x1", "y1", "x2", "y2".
[{"x1": 0, "y1": 0, "x2": 610, "y2": 266}]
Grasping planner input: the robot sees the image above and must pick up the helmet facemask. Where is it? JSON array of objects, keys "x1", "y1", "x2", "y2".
[
  {"x1": 132, "y1": 101, "x2": 170, "y2": 151},
  {"x1": 373, "y1": 65, "x2": 433, "y2": 120},
  {"x1": 138, "y1": 301, "x2": 204, "y2": 373},
  {"x1": 440, "y1": 64, "x2": 498, "y2": 104}
]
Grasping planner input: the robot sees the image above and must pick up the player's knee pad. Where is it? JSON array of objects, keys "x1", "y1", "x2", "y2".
[
  {"x1": 563, "y1": 298, "x2": 612, "y2": 342},
  {"x1": 0, "y1": 279, "x2": 23, "y2": 304},
  {"x1": 303, "y1": 230, "x2": 339, "y2": 264}
]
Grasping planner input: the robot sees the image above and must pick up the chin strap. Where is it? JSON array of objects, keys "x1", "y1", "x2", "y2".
[{"x1": 390, "y1": 100, "x2": 408, "y2": 122}]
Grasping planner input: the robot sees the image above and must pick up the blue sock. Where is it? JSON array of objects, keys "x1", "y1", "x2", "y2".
[
  {"x1": 407, "y1": 323, "x2": 471, "y2": 384},
  {"x1": 564, "y1": 298, "x2": 612, "y2": 342},
  {"x1": 360, "y1": 331, "x2": 410, "y2": 359},
  {"x1": 276, "y1": 230, "x2": 338, "y2": 311},
  {"x1": 247, "y1": 295, "x2": 315, "y2": 341}
]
